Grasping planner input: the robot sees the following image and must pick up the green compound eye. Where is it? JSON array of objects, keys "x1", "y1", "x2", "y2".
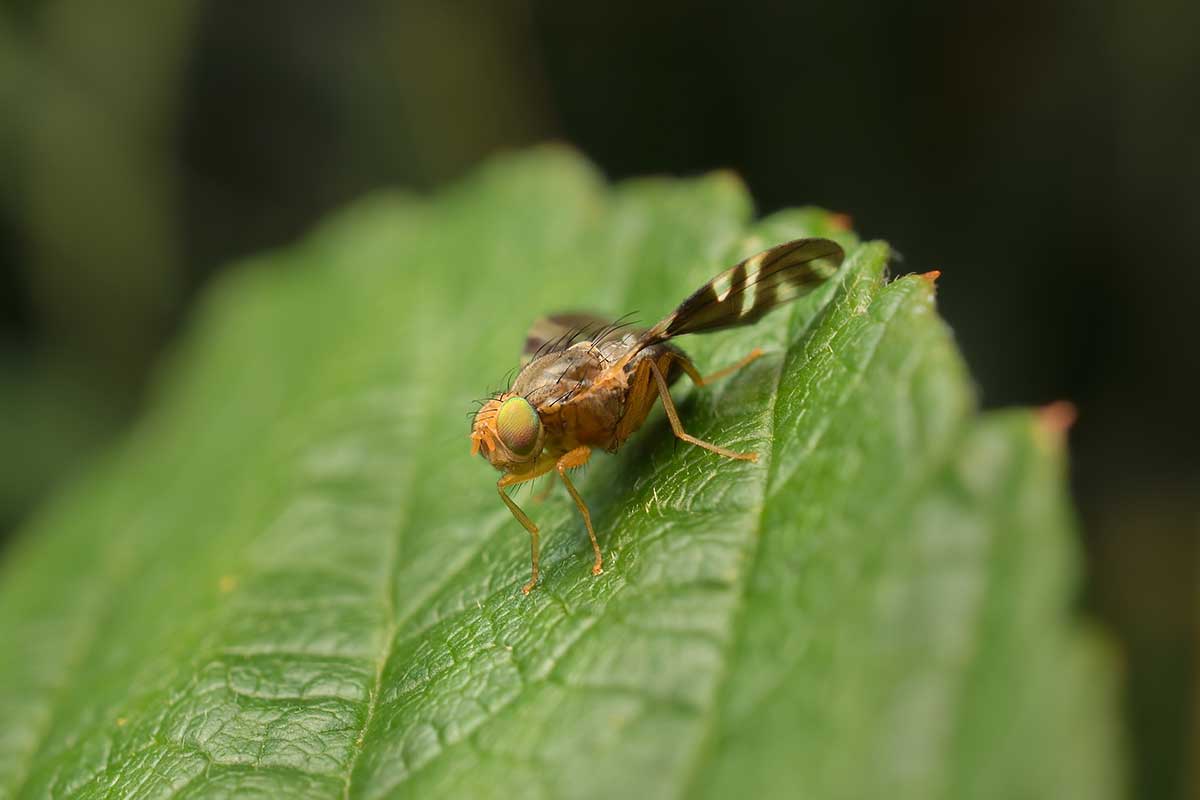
[{"x1": 497, "y1": 397, "x2": 541, "y2": 457}]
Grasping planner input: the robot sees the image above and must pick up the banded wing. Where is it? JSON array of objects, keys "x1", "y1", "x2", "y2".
[
  {"x1": 520, "y1": 312, "x2": 641, "y2": 367},
  {"x1": 639, "y1": 237, "x2": 845, "y2": 346}
]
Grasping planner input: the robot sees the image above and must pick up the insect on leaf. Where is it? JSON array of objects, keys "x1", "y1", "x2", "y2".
[{"x1": 0, "y1": 148, "x2": 1122, "y2": 800}]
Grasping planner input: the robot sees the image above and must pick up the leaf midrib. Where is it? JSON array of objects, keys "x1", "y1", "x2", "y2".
[{"x1": 674, "y1": 245, "x2": 876, "y2": 799}]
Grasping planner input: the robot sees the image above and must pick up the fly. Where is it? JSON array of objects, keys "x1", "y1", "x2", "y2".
[{"x1": 470, "y1": 237, "x2": 845, "y2": 593}]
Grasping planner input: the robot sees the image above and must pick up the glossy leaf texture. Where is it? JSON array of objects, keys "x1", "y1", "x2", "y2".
[{"x1": 0, "y1": 148, "x2": 1122, "y2": 799}]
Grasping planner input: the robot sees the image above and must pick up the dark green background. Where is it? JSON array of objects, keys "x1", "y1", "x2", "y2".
[{"x1": 0, "y1": 2, "x2": 1195, "y2": 798}]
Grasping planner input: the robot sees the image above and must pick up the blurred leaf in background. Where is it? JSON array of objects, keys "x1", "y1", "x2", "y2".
[{"x1": 0, "y1": 0, "x2": 201, "y2": 532}]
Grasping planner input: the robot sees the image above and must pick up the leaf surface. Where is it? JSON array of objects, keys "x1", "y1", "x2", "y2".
[{"x1": 0, "y1": 148, "x2": 1121, "y2": 799}]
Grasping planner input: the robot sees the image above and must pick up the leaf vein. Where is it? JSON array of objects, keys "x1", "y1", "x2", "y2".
[{"x1": 676, "y1": 245, "x2": 889, "y2": 798}]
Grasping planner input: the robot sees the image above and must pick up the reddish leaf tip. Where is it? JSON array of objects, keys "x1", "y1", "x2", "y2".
[{"x1": 1036, "y1": 401, "x2": 1078, "y2": 443}]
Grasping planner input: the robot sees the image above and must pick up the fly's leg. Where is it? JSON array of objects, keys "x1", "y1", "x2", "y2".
[
  {"x1": 675, "y1": 348, "x2": 764, "y2": 387},
  {"x1": 555, "y1": 446, "x2": 602, "y2": 575},
  {"x1": 648, "y1": 358, "x2": 758, "y2": 462},
  {"x1": 498, "y1": 461, "x2": 556, "y2": 593}
]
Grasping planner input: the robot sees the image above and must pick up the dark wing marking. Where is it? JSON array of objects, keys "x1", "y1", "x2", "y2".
[
  {"x1": 520, "y1": 312, "x2": 641, "y2": 367},
  {"x1": 637, "y1": 237, "x2": 844, "y2": 346}
]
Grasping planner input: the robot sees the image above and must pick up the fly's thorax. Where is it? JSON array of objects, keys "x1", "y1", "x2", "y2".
[
  {"x1": 470, "y1": 395, "x2": 546, "y2": 471},
  {"x1": 511, "y1": 342, "x2": 608, "y2": 402},
  {"x1": 478, "y1": 336, "x2": 675, "y2": 461}
]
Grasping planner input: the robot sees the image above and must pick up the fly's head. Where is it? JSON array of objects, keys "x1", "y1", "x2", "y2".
[{"x1": 471, "y1": 394, "x2": 545, "y2": 472}]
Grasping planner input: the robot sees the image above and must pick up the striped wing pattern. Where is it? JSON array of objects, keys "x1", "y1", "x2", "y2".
[{"x1": 640, "y1": 237, "x2": 845, "y2": 345}]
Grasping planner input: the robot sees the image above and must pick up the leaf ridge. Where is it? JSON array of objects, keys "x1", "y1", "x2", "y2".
[
  {"x1": 674, "y1": 247, "x2": 859, "y2": 799},
  {"x1": 724, "y1": 297, "x2": 973, "y2": 730},
  {"x1": 340, "y1": 505, "x2": 402, "y2": 800}
]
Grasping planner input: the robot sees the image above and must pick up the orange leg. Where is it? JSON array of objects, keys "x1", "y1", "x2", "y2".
[
  {"x1": 675, "y1": 347, "x2": 764, "y2": 387},
  {"x1": 497, "y1": 458, "x2": 557, "y2": 593},
  {"x1": 556, "y1": 446, "x2": 602, "y2": 575},
  {"x1": 648, "y1": 358, "x2": 758, "y2": 462}
]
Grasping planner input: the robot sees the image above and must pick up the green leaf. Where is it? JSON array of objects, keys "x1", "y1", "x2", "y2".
[{"x1": 0, "y1": 147, "x2": 1122, "y2": 799}]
